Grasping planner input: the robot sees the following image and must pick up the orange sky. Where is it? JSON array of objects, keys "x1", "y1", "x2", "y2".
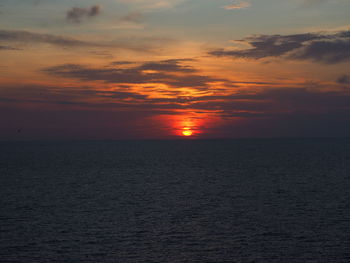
[{"x1": 1, "y1": 0, "x2": 350, "y2": 139}]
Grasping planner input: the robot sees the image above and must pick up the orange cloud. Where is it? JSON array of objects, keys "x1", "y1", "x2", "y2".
[{"x1": 223, "y1": 1, "x2": 251, "y2": 10}]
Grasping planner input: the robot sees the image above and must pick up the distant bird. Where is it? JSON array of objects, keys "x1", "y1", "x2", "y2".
[{"x1": 17, "y1": 128, "x2": 22, "y2": 133}]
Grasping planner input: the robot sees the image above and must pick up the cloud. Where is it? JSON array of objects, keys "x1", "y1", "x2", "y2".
[
  {"x1": 222, "y1": 1, "x2": 251, "y2": 10},
  {"x1": 2, "y1": 80, "x2": 349, "y2": 114},
  {"x1": 0, "y1": 29, "x2": 166, "y2": 52},
  {"x1": 300, "y1": 0, "x2": 327, "y2": 7},
  {"x1": 120, "y1": 12, "x2": 144, "y2": 23},
  {"x1": 114, "y1": 12, "x2": 145, "y2": 29},
  {"x1": 0, "y1": 45, "x2": 20, "y2": 51},
  {"x1": 116, "y1": 0, "x2": 185, "y2": 10},
  {"x1": 66, "y1": 5, "x2": 101, "y2": 23},
  {"x1": 3, "y1": 55, "x2": 350, "y2": 139},
  {"x1": 2, "y1": 80, "x2": 350, "y2": 138},
  {"x1": 138, "y1": 59, "x2": 196, "y2": 72},
  {"x1": 290, "y1": 36, "x2": 350, "y2": 63},
  {"x1": 209, "y1": 30, "x2": 350, "y2": 64},
  {"x1": 43, "y1": 59, "x2": 224, "y2": 88},
  {"x1": 0, "y1": 29, "x2": 97, "y2": 47},
  {"x1": 40, "y1": 60, "x2": 350, "y2": 116},
  {"x1": 337, "y1": 74, "x2": 350, "y2": 84}
]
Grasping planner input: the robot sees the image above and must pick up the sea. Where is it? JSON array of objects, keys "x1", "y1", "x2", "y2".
[{"x1": 1, "y1": 139, "x2": 350, "y2": 262}]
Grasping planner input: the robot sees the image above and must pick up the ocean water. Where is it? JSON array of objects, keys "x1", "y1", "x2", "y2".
[{"x1": 1, "y1": 139, "x2": 350, "y2": 263}]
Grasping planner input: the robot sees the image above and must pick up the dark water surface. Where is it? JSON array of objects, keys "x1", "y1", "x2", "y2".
[{"x1": 1, "y1": 139, "x2": 350, "y2": 262}]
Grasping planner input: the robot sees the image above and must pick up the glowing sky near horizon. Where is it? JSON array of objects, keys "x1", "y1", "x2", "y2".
[{"x1": 1, "y1": 0, "x2": 350, "y2": 139}]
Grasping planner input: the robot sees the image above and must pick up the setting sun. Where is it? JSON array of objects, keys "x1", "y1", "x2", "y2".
[{"x1": 182, "y1": 128, "x2": 193, "y2": 136}]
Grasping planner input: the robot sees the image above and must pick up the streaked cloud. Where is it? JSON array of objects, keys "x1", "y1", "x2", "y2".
[
  {"x1": 66, "y1": 5, "x2": 101, "y2": 23},
  {"x1": 2, "y1": 78, "x2": 349, "y2": 114},
  {"x1": 120, "y1": 12, "x2": 144, "y2": 23},
  {"x1": 42, "y1": 59, "x2": 225, "y2": 89},
  {"x1": 0, "y1": 29, "x2": 172, "y2": 52},
  {"x1": 222, "y1": 1, "x2": 251, "y2": 10},
  {"x1": 2, "y1": 79, "x2": 350, "y2": 138},
  {"x1": 300, "y1": 0, "x2": 327, "y2": 7},
  {"x1": 114, "y1": 12, "x2": 145, "y2": 29},
  {"x1": 0, "y1": 45, "x2": 19, "y2": 51},
  {"x1": 210, "y1": 30, "x2": 350, "y2": 64},
  {"x1": 0, "y1": 29, "x2": 95, "y2": 47},
  {"x1": 337, "y1": 74, "x2": 350, "y2": 84},
  {"x1": 116, "y1": 0, "x2": 185, "y2": 10}
]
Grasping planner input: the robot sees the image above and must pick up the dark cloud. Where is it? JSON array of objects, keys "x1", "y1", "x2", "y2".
[
  {"x1": 290, "y1": 37, "x2": 350, "y2": 63},
  {"x1": 138, "y1": 59, "x2": 197, "y2": 73},
  {"x1": 210, "y1": 30, "x2": 350, "y2": 64},
  {"x1": 4, "y1": 56, "x2": 350, "y2": 138},
  {"x1": 41, "y1": 60, "x2": 350, "y2": 116},
  {"x1": 66, "y1": 5, "x2": 101, "y2": 23},
  {"x1": 0, "y1": 29, "x2": 161, "y2": 52},
  {"x1": 2, "y1": 80, "x2": 349, "y2": 115},
  {"x1": 189, "y1": 87, "x2": 350, "y2": 114},
  {"x1": 337, "y1": 74, "x2": 350, "y2": 84},
  {"x1": 110, "y1": 61, "x2": 136, "y2": 66},
  {"x1": 1, "y1": 82, "x2": 350, "y2": 139},
  {"x1": 44, "y1": 63, "x2": 169, "y2": 84},
  {"x1": 0, "y1": 29, "x2": 97, "y2": 47},
  {"x1": 120, "y1": 12, "x2": 144, "y2": 23},
  {"x1": 0, "y1": 106, "x2": 167, "y2": 140},
  {"x1": 301, "y1": 0, "x2": 327, "y2": 7},
  {"x1": 0, "y1": 84, "x2": 149, "y2": 108},
  {"x1": 216, "y1": 110, "x2": 350, "y2": 138},
  {"x1": 0, "y1": 45, "x2": 19, "y2": 50},
  {"x1": 43, "y1": 60, "x2": 223, "y2": 88}
]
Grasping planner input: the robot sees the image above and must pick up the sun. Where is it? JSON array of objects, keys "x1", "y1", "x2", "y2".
[
  {"x1": 182, "y1": 128, "x2": 193, "y2": 136},
  {"x1": 182, "y1": 130, "x2": 193, "y2": 136}
]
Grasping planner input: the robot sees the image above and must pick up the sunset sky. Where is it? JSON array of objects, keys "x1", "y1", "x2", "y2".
[{"x1": 1, "y1": 0, "x2": 350, "y2": 139}]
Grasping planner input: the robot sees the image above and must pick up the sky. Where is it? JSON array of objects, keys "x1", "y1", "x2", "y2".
[{"x1": 0, "y1": 0, "x2": 350, "y2": 139}]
